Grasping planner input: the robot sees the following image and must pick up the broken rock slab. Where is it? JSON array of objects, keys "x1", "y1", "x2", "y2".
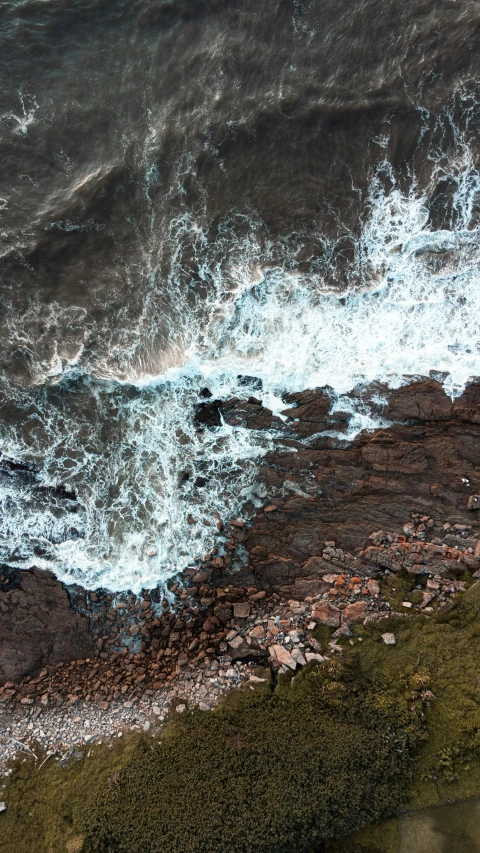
[
  {"x1": 311, "y1": 601, "x2": 341, "y2": 628},
  {"x1": 290, "y1": 648, "x2": 307, "y2": 667},
  {"x1": 342, "y1": 602, "x2": 368, "y2": 625},
  {"x1": 233, "y1": 602, "x2": 250, "y2": 619},
  {"x1": 269, "y1": 644, "x2": 297, "y2": 670}
]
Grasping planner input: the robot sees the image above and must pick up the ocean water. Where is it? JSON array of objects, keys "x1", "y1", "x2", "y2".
[{"x1": 1, "y1": 0, "x2": 480, "y2": 591}]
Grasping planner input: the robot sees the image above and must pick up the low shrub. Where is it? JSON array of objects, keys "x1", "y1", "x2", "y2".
[{"x1": 81, "y1": 659, "x2": 423, "y2": 853}]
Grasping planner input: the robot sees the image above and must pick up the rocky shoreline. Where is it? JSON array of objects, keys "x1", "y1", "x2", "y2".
[{"x1": 3, "y1": 377, "x2": 480, "y2": 773}]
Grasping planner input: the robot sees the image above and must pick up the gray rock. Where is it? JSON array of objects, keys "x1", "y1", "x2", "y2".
[
  {"x1": 290, "y1": 648, "x2": 307, "y2": 667},
  {"x1": 332, "y1": 625, "x2": 352, "y2": 639},
  {"x1": 305, "y1": 652, "x2": 325, "y2": 663}
]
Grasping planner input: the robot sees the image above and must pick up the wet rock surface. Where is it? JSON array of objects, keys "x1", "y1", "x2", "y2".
[
  {"x1": 2, "y1": 378, "x2": 480, "y2": 768},
  {"x1": 240, "y1": 378, "x2": 480, "y2": 588}
]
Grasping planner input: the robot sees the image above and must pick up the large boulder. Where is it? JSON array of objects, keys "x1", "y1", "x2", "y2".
[{"x1": 0, "y1": 567, "x2": 93, "y2": 683}]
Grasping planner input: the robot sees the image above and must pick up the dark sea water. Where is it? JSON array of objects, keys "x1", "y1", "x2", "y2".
[{"x1": 1, "y1": 0, "x2": 480, "y2": 590}]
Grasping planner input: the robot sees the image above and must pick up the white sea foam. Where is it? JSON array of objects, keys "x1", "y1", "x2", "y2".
[
  {"x1": 1, "y1": 146, "x2": 480, "y2": 591},
  {"x1": 1, "y1": 92, "x2": 38, "y2": 136}
]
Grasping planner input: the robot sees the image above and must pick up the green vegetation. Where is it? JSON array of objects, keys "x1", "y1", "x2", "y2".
[
  {"x1": 3, "y1": 584, "x2": 480, "y2": 853},
  {"x1": 311, "y1": 622, "x2": 335, "y2": 649},
  {"x1": 1, "y1": 659, "x2": 422, "y2": 853},
  {"x1": 81, "y1": 659, "x2": 422, "y2": 853},
  {"x1": 324, "y1": 818, "x2": 400, "y2": 853},
  {"x1": 379, "y1": 569, "x2": 425, "y2": 611},
  {"x1": 350, "y1": 593, "x2": 480, "y2": 806},
  {"x1": 0, "y1": 733, "x2": 142, "y2": 853},
  {"x1": 325, "y1": 583, "x2": 480, "y2": 852}
]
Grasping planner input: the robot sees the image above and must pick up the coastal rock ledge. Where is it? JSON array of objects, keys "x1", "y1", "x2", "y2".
[{"x1": 2, "y1": 376, "x2": 480, "y2": 685}]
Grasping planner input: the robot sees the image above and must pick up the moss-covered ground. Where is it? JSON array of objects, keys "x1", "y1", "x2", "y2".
[
  {"x1": 326, "y1": 581, "x2": 480, "y2": 852},
  {"x1": 3, "y1": 583, "x2": 480, "y2": 853}
]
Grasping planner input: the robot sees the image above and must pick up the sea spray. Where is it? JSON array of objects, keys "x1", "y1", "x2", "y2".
[{"x1": 1, "y1": 149, "x2": 480, "y2": 591}]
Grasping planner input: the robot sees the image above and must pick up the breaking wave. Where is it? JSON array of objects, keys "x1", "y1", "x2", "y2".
[{"x1": 2, "y1": 130, "x2": 480, "y2": 591}]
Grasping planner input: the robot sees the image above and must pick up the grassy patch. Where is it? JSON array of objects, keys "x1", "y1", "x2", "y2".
[
  {"x1": 324, "y1": 585, "x2": 480, "y2": 852},
  {"x1": 80, "y1": 660, "x2": 422, "y2": 853},
  {"x1": 378, "y1": 570, "x2": 424, "y2": 611},
  {"x1": 311, "y1": 623, "x2": 335, "y2": 649},
  {"x1": 0, "y1": 733, "x2": 142, "y2": 853},
  {"x1": 348, "y1": 595, "x2": 480, "y2": 808},
  {"x1": 324, "y1": 818, "x2": 400, "y2": 853}
]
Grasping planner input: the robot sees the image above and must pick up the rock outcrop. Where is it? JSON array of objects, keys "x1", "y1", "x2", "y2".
[
  {"x1": 0, "y1": 567, "x2": 93, "y2": 683},
  {"x1": 235, "y1": 379, "x2": 480, "y2": 588}
]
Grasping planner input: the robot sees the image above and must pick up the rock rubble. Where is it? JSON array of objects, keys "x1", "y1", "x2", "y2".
[{"x1": 1, "y1": 510, "x2": 478, "y2": 775}]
